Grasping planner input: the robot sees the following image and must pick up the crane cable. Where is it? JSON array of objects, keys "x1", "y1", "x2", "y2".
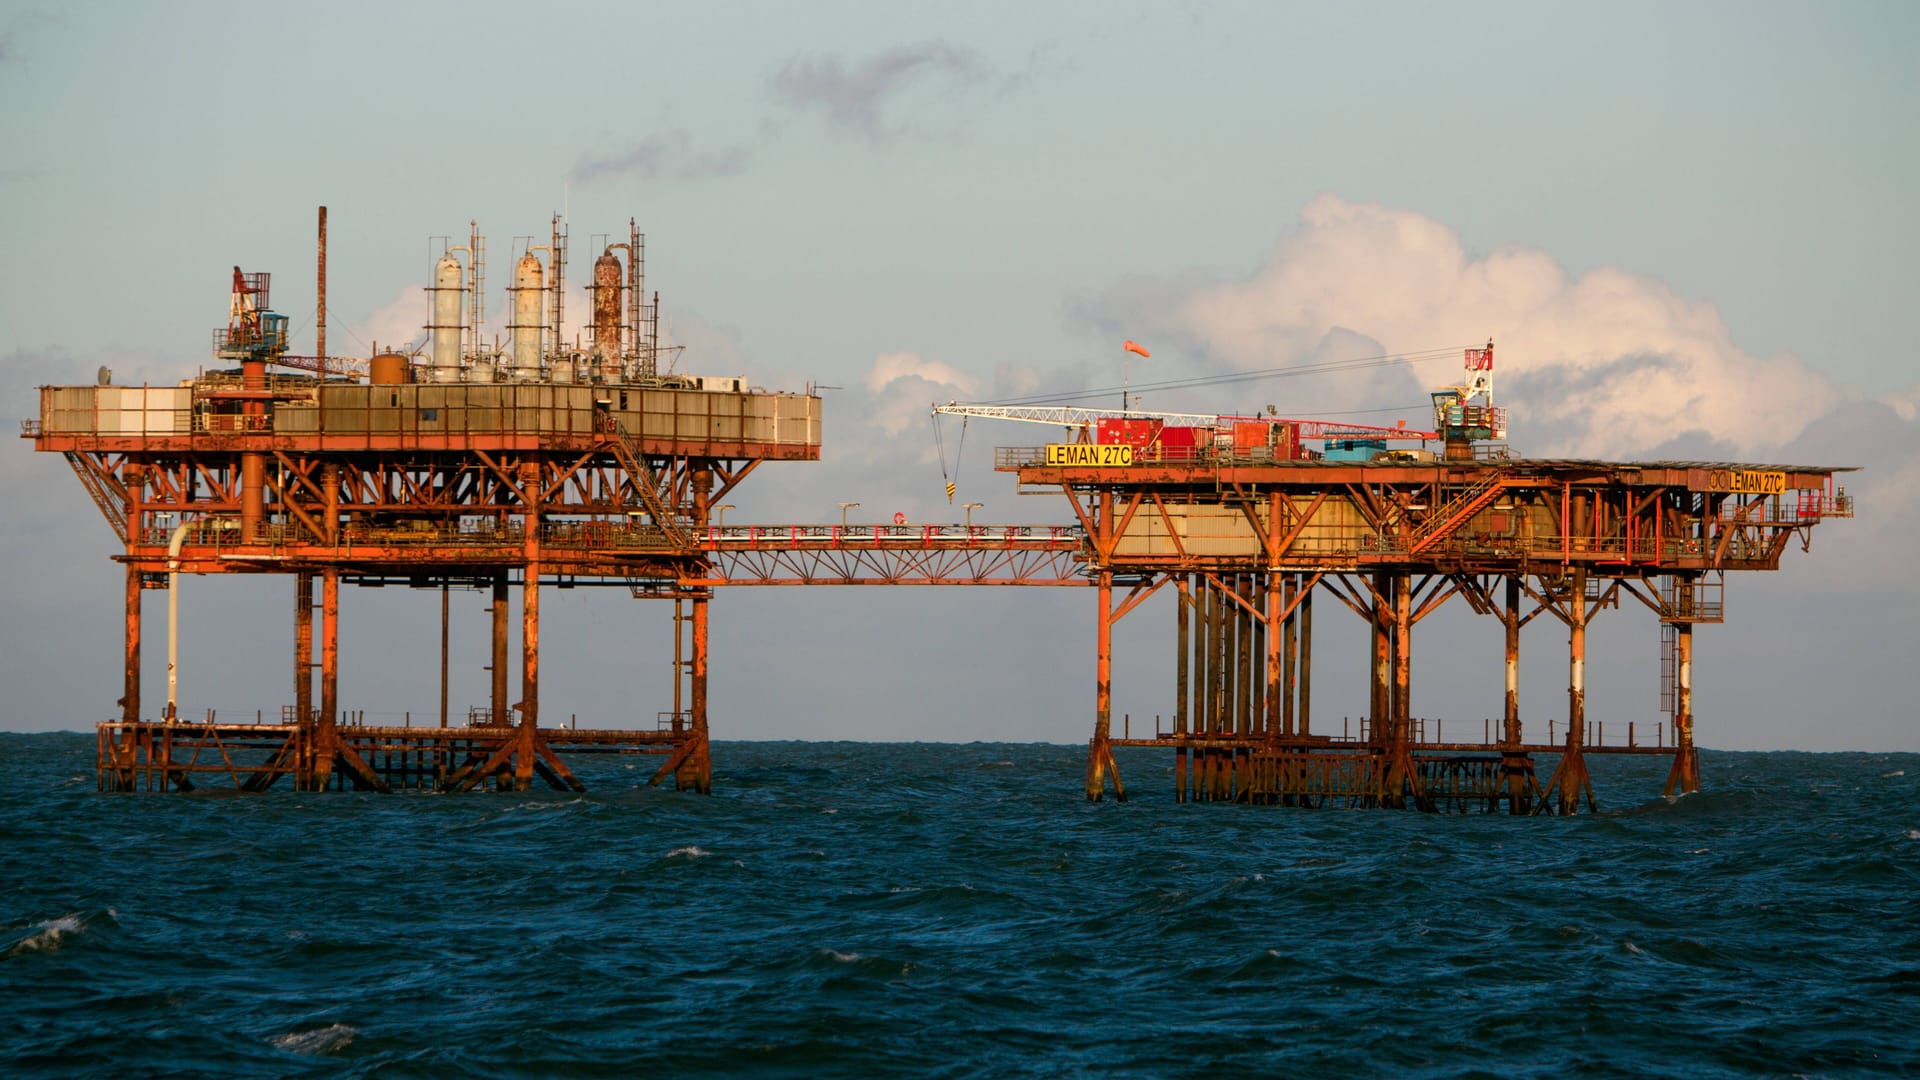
[
  {"x1": 952, "y1": 418, "x2": 967, "y2": 504},
  {"x1": 932, "y1": 412, "x2": 968, "y2": 503}
]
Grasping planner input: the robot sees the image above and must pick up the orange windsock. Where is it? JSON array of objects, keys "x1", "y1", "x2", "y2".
[{"x1": 1123, "y1": 340, "x2": 1151, "y2": 358}]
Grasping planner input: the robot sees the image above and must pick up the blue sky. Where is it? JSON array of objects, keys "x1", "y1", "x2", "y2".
[{"x1": 2, "y1": 1, "x2": 1916, "y2": 752}]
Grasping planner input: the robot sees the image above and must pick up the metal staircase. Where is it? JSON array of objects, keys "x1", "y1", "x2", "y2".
[
  {"x1": 595, "y1": 412, "x2": 693, "y2": 550},
  {"x1": 1406, "y1": 469, "x2": 1510, "y2": 554},
  {"x1": 65, "y1": 451, "x2": 128, "y2": 545}
]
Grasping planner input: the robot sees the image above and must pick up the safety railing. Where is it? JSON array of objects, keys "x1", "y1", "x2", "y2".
[
  {"x1": 128, "y1": 516, "x2": 1086, "y2": 555},
  {"x1": 35, "y1": 382, "x2": 821, "y2": 448},
  {"x1": 997, "y1": 444, "x2": 1473, "y2": 470},
  {"x1": 1313, "y1": 715, "x2": 1670, "y2": 749},
  {"x1": 705, "y1": 523, "x2": 1086, "y2": 550},
  {"x1": 125, "y1": 516, "x2": 1799, "y2": 568},
  {"x1": 1659, "y1": 574, "x2": 1724, "y2": 622},
  {"x1": 136, "y1": 518, "x2": 533, "y2": 551},
  {"x1": 194, "y1": 412, "x2": 270, "y2": 433},
  {"x1": 543, "y1": 519, "x2": 681, "y2": 551},
  {"x1": 1715, "y1": 490, "x2": 1859, "y2": 525},
  {"x1": 1546, "y1": 718, "x2": 1668, "y2": 749}
]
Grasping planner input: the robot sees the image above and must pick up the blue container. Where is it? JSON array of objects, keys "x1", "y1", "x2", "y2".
[{"x1": 1321, "y1": 438, "x2": 1387, "y2": 462}]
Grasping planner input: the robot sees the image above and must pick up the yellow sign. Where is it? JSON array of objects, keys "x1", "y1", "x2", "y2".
[
  {"x1": 1045, "y1": 443, "x2": 1135, "y2": 467},
  {"x1": 1706, "y1": 468, "x2": 1787, "y2": 494}
]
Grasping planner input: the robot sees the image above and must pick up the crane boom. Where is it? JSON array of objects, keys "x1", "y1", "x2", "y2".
[
  {"x1": 274, "y1": 354, "x2": 369, "y2": 377},
  {"x1": 932, "y1": 402, "x2": 1214, "y2": 426},
  {"x1": 931, "y1": 401, "x2": 1437, "y2": 440}
]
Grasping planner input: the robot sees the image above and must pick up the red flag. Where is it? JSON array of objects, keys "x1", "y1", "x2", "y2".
[{"x1": 1123, "y1": 340, "x2": 1151, "y2": 358}]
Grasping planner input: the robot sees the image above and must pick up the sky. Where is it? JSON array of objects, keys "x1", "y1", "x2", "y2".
[{"x1": 2, "y1": 1, "x2": 1916, "y2": 753}]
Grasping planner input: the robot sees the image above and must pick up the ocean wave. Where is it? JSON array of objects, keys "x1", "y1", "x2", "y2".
[
  {"x1": 5, "y1": 913, "x2": 87, "y2": 957},
  {"x1": 271, "y1": 1023, "x2": 357, "y2": 1055}
]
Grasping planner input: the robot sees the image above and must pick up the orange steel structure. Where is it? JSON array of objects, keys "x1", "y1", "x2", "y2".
[
  {"x1": 22, "y1": 211, "x2": 1857, "y2": 812},
  {"x1": 30, "y1": 209, "x2": 827, "y2": 795},
  {"x1": 1010, "y1": 447, "x2": 1854, "y2": 812}
]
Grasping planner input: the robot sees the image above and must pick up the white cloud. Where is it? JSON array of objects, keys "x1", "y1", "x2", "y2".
[
  {"x1": 861, "y1": 352, "x2": 982, "y2": 442},
  {"x1": 1159, "y1": 194, "x2": 1842, "y2": 458},
  {"x1": 1886, "y1": 382, "x2": 1920, "y2": 423},
  {"x1": 865, "y1": 351, "x2": 978, "y2": 397},
  {"x1": 657, "y1": 309, "x2": 749, "y2": 379},
  {"x1": 351, "y1": 285, "x2": 426, "y2": 357}
]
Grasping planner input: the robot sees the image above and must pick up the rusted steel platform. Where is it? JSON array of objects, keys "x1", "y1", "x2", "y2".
[
  {"x1": 23, "y1": 214, "x2": 1856, "y2": 812},
  {"x1": 1011, "y1": 446, "x2": 1853, "y2": 813},
  {"x1": 1109, "y1": 726, "x2": 1673, "y2": 814},
  {"x1": 97, "y1": 716, "x2": 705, "y2": 794}
]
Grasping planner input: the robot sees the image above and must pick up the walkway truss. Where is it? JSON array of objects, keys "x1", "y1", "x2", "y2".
[{"x1": 29, "y1": 378, "x2": 1853, "y2": 812}]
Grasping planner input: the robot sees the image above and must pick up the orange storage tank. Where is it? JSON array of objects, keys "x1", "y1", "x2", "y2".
[{"x1": 369, "y1": 353, "x2": 415, "y2": 385}]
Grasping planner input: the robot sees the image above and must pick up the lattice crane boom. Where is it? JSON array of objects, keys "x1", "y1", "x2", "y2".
[{"x1": 930, "y1": 401, "x2": 1437, "y2": 440}]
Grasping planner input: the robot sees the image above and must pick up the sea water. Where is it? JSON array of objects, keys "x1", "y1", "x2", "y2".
[{"x1": 2, "y1": 733, "x2": 1916, "y2": 1077}]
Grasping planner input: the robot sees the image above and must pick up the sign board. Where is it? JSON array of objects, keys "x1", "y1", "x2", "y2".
[
  {"x1": 1703, "y1": 468, "x2": 1787, "y2": 495},
  {"x1": 1044, "y1": 443, "x2": 1134, "y2": 467}
]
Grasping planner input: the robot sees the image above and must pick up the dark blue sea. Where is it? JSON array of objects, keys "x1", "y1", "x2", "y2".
[{"x1": 2, "y1": 733, "x2": 1917, "y2": 1078}]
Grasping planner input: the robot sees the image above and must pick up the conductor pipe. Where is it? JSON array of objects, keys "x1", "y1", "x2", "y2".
[{"x1": 166, "y1": 522, "x2": 190, "y2": 720}]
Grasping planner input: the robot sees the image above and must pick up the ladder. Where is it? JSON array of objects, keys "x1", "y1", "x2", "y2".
[{"x1": 1660, "y1": 623, "x2": 1678, "y2": 714}]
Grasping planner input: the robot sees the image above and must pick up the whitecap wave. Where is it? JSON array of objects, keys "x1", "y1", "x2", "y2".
[
  {"x1": 665, "y1": 845, "x2": 711, "y2": 859},
  {"x1": 272, "y1": 1023, "x2": 357, "y2": 1055},
  {"x1": 512, "y1": 797, "x2": 590, "y2": 814},
  {"x1": 7, "y1": 914, "x2": 84, "y2": 956}
]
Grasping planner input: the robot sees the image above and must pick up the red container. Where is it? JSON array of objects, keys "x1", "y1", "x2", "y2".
[
  {"x1": 1096, "y1": 418, "x2": 1163, "y2": 448},
  {"x1": 1157, "y1": 425, "x2": 1205, "y2": 448},
  {"x1": 1273, "y1": 423, "x2": 1301, "y2": 460},
  {"x1": 1233, "y1": 421, "x2": 1270, "y2": 449}
]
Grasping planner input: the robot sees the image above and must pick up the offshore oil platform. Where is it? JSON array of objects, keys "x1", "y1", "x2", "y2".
[{"x1": 25, "y1": 209, "x2": 1854, "y2": 812}]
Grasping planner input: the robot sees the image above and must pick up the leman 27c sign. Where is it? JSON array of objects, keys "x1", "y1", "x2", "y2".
[
  {"x1": 1045, "y1": 444, "x2": 1135, "y2": 467},
  {"x1": 1703, "y1": 468, "x2": 1788, "y2": 494}
]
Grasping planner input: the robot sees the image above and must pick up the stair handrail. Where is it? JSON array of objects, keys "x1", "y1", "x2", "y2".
[
  {"x1": 593, "y1": 411, "x2": 694, "y2": 550},
  {"x1": 1407, "y1": 468, "x2": 1510, "y2": 554}
]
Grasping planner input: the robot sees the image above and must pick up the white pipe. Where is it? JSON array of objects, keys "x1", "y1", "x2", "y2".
[{"x1": 166, "y1": 522, "x2": 190, "y2": 720}]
